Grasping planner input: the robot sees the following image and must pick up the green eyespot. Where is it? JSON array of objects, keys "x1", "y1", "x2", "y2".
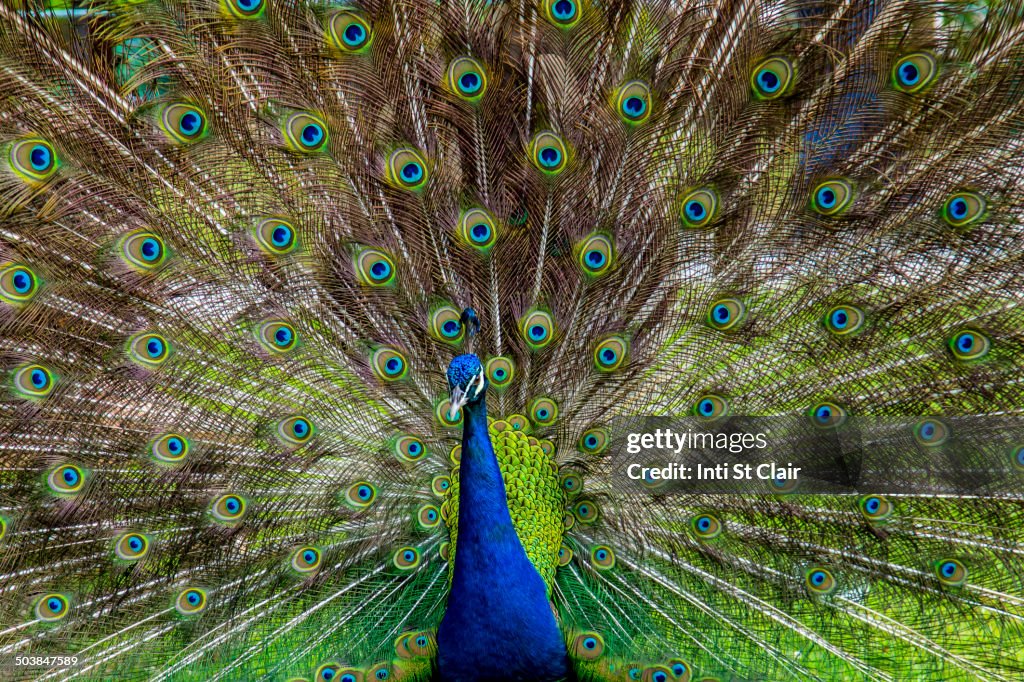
[
  {"x1": 258, "y1": 320, "x2": 298, "y2": 353},
  {"x1": 429, "y1": 305, "x2": 464, "y2": 344},
  {"x1": 693, "y1": 394, "x2": 729, "y2": 420},
  {"x1": 578, "y1": 427, "x2": 609, "y2": 454},
  {"x1": 824, "y1": 305, "x2": 864, "y2": 336},
  {"x1": 805, "y1": 567, "x2": 837, "y2": 595},
  {"x1": 893, "y1": 52, "x2": 938, "y2": 94},
  {"x1": 255, "y1": 218, "x2": 298, "y2": 256},
  {"x1": 393, "y1": 435, "x2": 427, "y2": 463},
  {"x1": 211, "y1": 494, "x2": 247, "y2": 523},
  {"x1": 431, "y1": 475, "x2": 452, "y2": 497},
  {"x1": 706, "y1": 298, "x2": 745, "y2": 331},
  {"x1": 119, "y1": 231, "x2": 169, "y2": 271},
  {"x1": 291, "y1": 546, "x2": 322, "y2": 573},
  {"x1": 128, "y1": 332, "x2": 170, "y2": 368},
  {"x1": 35, "y1": 593, "x2": 70, "y2": 622},
  {"x1": 942, "y1": 191, "x2": 986, "y2": 228},
  {"x1": 572, "y1": 632, "x2": 604, "y2": 659},
  {"x1": 680, "y1": 188, "x2": 719, "y2": 228},
  {"x1": 9, "y1": 138, "x2": 59, "y2": 183},
  {"x1": 283, "y1": 112, "x2": 329, "y2": 153},
  {"x1": 393, "y1": 546, "x2": 421, "y2": 570},
  {"x1": 328, "y1": 11, "x2": 372, "y2": 53},
  {"x1": 576, "y1": 232, "x2": 614, "y2": 277},
  {"x1": 751, "y1": 57, "x2": 794, "y2": 100},
  {"x1": 691, "y1": 513, "x2": 722, "y2": 539},
  {"x1": 520, "y1": 309, "x2": 555, "y2": 350},
  {"x1": 12, "y1": 363, "x2": 56, "y2": 399},
  {"x1": 160, "y1": 104, "x2": 209, "y2": 144},
  {"x1": 590, "y1": 544, "x2": 615, "y2": 570},
  {"x1": 277, "y1": 415, "x2": 315, "y2": 447},
  {"x1": 386, "y1": 147, "x2": 430, "y2": 191},
  {"x1": 934, "y1": 558, "x2": 967, "y2": 586},
  {"x1": 615, "y1": 81, "x2": 651, "y2": 124},
  {"x1": 345, "y1": 481, "x2": 377, "y2": 509},
  {"x1": 573, "y1": 499, "x2": 599, "y2": 524},
  {"x1": 47, "y1": 464, "x2": 85, "y2": 495},
  {"x1": 223, "y1": 0, "x2": 265, "y2": 19},
  {"x1": 175, "y1": 587, "x2": 207, "y2": 615},
  {"x1": 417, "y1": 504, "x2": 441, "y2": 530},
  {"x1": 485, "y1": 356, "x2": 514, "y2": 389},
  {"x1": 115, "y1": 532, "x2": 151, "y2": 561},
  {"x1": 858, "y1": 495, "x2": 894, "y2": 522},
  {"x1": 458, "y1": 207, "x2": 498, "y2": 251},
  {"x1": 542, "y1": 0, "x2": 581, "y2": 28},
  {"x1": 371, "y1": 347, "x2": 408, "y2": 381},
  {"x1": 354, "y1": 247, "x2": 396, "y2": 287},
  {"x1": 914, "y1": 419, "x2": 949, "y2": 447},
  {"x1": 808, "y1": 401, "x2": 847, "y2": 428},
  {"x1": 593, "y1": 335, "x2": 628, "y2": 372},
  {"x1": 811, "y1": 179, "x2": 854, "y2": 216},
  {"x1": 529, "y1": 131, "x2": 569, "y2": 175},
  {"x1": 151, "y1": 434, "x2": 189, "y2": 464},
  {"x1": 0, "y1": 264, "x2": 40, "y2": 305},
  {"x1": 448, "y1": 57, "x2": 487, "y2": 101},
  {"x1": 948, "y1": 329, "x2": 989, "y2": 361},
  {"x1": 529, "y1": 396, "x2": 559, "y2": 426}
]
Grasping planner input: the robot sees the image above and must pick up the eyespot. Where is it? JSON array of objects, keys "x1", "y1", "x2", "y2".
[
  {"x1": 159, "y1": 104, "x2": 208, "y2": 144},
  {"x1": 573, "y1": 499, "x2": 599, "y2": 524},
  {"x1": 386, "y1": 147, "x2": 429, "y2": 191},
  {"x1": 529, "y1": 131, "x2": 569, "y2": 175},
  {"x1": 151, "y1": 434, "x2": 189, "y2": 464},
  {"x1": 485, "y1": 356, "x2": 514, "y2": 389},
  {"x1": 691, "y1": 513, "x2": 722, "y2": 539},
  {"x1": 175, "y1": 587, "x2": 207, "y2": 615},
  {"x1": 934, "y1": 558, "x2": 967, "y2": 586},
  {"x1": 314, "y1": 663, "x2": 342, "y2": 682},
  {"x1": 770, "y1": 472, "x2": 800, "y2": 494},
  {"x1": 406, "y1": 630, "x2": 435, "y2": 657},
  {"x1": 643, "y1": 666, "x2": 674, "y2": 682},
  {"x1": 353, "y1": 247, "x2": 396, "y2": 287},
  {"x1": 0, "y1": 264, "x2": 40, "y2": 305},
  {"x1": 429, "y1": 306, "x2": 464, "y2": 344},
  {"x1": 593, "y1": 335, "x2": 628, "y2": 372},
  {"x1": 431, "y1": 475, "x2": 451, "y2": 497},
  {"x1": 529, "y1": 397, "x2": 558, "y2": 426},
  {"x1": 805, "y1": 567, "x2": 836, "y2": 595},
  {"x1": 10, "y1": 138, "x2": 59, "y2": 183},
  {"x1": 283, "y1": 112, "x2": 329, "y2": 153},
  {"x1": 13, "y1": 363, "x2": 56, "y2": 398},
  {"x1": 948, "y1": 329, "x2": 989, "y2": 361},
  {"x1": 505, "y1": 414, "x2": 530, "y2": 432},
  {"x1": 258, "y1": 320, "x2": 298, "y2": 353},
  {"x1": 557, "y1": 544, "x2": 573, "y2": 566},
  {"x1": 679, "y1": 188, "x2": 719, "y2": 228},
  {"x1": 449, "y1": 445, "x2": 461, "y2": 464},
  {"x1": 572, "y1": 632, "x2": 604, "y2": 659},
  {"x1": 858, "y1": 495, "x2": 893, "y2": 522},
  {"x1": 367, "y1": 663, "x2": 390, "y2": 681},
  {"x1": 811, "y1": 179, "x2": 854, "y2": 216},
  {"x1": 892, "y1": 52, "x2": 937, "y2": 94},
  {"x1": 328, "y1": 11, "x2": 372, "y2": 52},
  {"x1": 128, "y1": 332, "x2": 170, "y2": 368},
  {"x1": 255, "y1": 218, "x2": 298, "y2": 255},
  {"x1": 693, "y1": 394, "x2": 729, "y2": 420},
  {"x1": 211, "y1": 494, "x2": 247, "y2": 523},
  {"x1": 393, "y1": 546, "x2": 420, "y2": 570},
  {"x1": 808, "y1": 401, "x2": 846, "y2": 428},
  {"x1": 371, "y1": 347, "x2": 408, "y2": 381},
  {"x1": 706, "y1": 298, "x2": 745, "y2": 331},
  {"x1": 436, "y1": 399, "x2": 462, "y2": 427},
  {"x1": 824, "y1": 305, "x2": 864, "y2": 336},
  {"x1": 393, "y1": 435, "x2": 426, "y2": 463},
  {"x1": 47, "y1": 464, "x2": 85, "y2": 494},
  {"x1": 538, "y1": 439, "x2": 554, "y2": 455},
  {"x1": 291, "y1": 546, "x2": 322, "y2": 573},
  {"x1": 115, "y1": 532, "x2": 150, "y2": 561},
  {"x1": 560, "y1": 471, "x2": 583, "y2": 497},
  {"x1": 1013, "y1": 446, "x2": 1024, "y2": 471},
  {"x1": 578, "y1": 427, "x2": 609, "y2": 454},
  {"x1": 751, "y1": 56, "x2": 794, "y2": 100},
  {"x1": 447, "y1": 57, "x2": 487, "y2": 101},
  {"x1": 668, "y1": 659, "x2": 691, "y2": 682},
  {"x1": 615, "y1": 80, "x2": 651, "y2": 124},
  {"x1": 277, "y1": 415, "x2": 315, "y2": 447},
  {"x1": 914, "y1": 419, "x2": 948, "y2": 447},
  {"x1": 520, "y1": 309, "x2": 555, "y2": 350},
  {"x1": 344, "y1": 481, "x2": 377, "y2": 509},
  {"x1": 439, "y1": 541, "x2": 451, "y2": 561},
  {"x1": 417, "y1": 504, "x2": 441, "y2": 530},
  {"x1": 590, "y1": 544, "x2": 615, "y2": 570},
  {"x1": 576, "y1": 232, "x2": 614, "y2": 277},
  {"x1": 119, "y1": 231, "x2": 169, "y2": 271},
  {"x1": 458, "y1": 207, "x2": 498, "y2": 251},
  {"x1": 180, "y1": 501, "x2": 226, "y2": 546},
  {"x1": 942, "y1": 191, "x2": 986, "y2": 228},
  {"x1": 35, "y1": 594, "x2": 69, "y2": 621},
  {"x1": 224, "y1": 0, "x2": 264, "y2": 19},
  {"x1": 543, "y1": 0, "x2": 581, "y2": 28}
]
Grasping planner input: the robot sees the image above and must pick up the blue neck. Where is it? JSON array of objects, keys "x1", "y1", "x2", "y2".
[{"x1": 436, "y1": 398, "x2": 570, "y2": 682}]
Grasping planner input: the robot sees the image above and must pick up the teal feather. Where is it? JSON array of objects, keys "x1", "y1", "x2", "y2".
[{"x1": 0, "y1": 1, "x2": 1023, "y2": 681}]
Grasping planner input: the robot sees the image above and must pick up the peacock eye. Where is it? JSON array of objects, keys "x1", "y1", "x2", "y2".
[
  {"x1": 284, "y1": 112, "x2": 329, "y2": 153},
  {"x1": 693, "y1": 393, "x2": 729, "y2": 420},
  {"x1": 176, "y1": 588, "x2": 207, "y2": 614},
  {"x1": 36, "y1": 593, "x2": 70, "y2": 621},
  {"x1": 329, "y1": 11, "x2": 372, "y2": 52},
  {"x1": 590, "y1": 544, "x2": 615, "y2": 569},
  {"x1": 316, "y1": 663, "x2": 341, "y2": 682},
  {"x1": 258, "y1": 320, "x2": 298, "y2": 353},
  {"x1": 948, "y1": 329, "x2": 990, "y2": 361},
  {"x1": 47, "y1": 464, "x2": 85, "y2": 494},
  {"x1": 751, "y1": 56, "x2": 794, "y2": 99},
  {"x1": 417, "y1": 504, "x2": 441, "y2": 529},
  {"x1": 529, "y1": 131, "x2": 569, "y2": 174},
  {"x1": 429, "y1": 305, "x2": 464, "y2": 343},
  {"x1": 706, "y1": 297, "x2": 745, "y2": 331},
  {"x1": 276, "y1": 415, "x2": 315, "y2": 447},
  {"x1": 615, "y1": 81, "x2": 651, "y2": 124},
  {"x1": 394, "y1": 435, "x2": 426, "y2": 463},
  {"x1": 119, "y1": 231, "x2": 169, "y2": 271},
  {"x1": 485, "y1": 356, "x2": 515, "y2": 389},
  {"x1": 914, "y1": 419, "x2": 949, "y2": 447},
  {"x1": 115, "y1": 532, "x2": 151, "y2": 560},
  {"x1": 811, "y1": 179, "x2": 854, "y2": 215},
  {"x1": 892, "y1": 52, "x2": 937, "y2": 93},
  {"x1": 10, "y1": 138, "x2": 60, "y2": 184},
  {"x1": 393, "y1": 546, "x2": 421, "y2": 570},
  {"x1": 809, "y1": 401, "x2": 847, "y2": 428},
  {"x1": 543, "y1": 0, "x2": 580, "y2": 28},
  {"x1": 578, "y1": 427, "x2": 609, "y2": 454},
  {"x1": 344, "y1": 481, "x2": 377, "y2": 509},
  {"x1": 160, "y1": 104, "x2": 208, "y2": 144},
  {"x1": 572, "y1": 632, "x2": 604, "y2": 658},
  {"x1": 254, "y1": 218, "x2": 298, "y2": 255},
  {"x1": 225, "y1": 0, "x2": 265, "y2": 19},
  {"x1": 679, "y1": 188, "x2": 719, "y2": 228},
  {"x1": 934, "y1": 558, "x2": 967, "y2": 586},
  {"x1": 805, "y1": 567, "x2": 836, "y2": 594},
  {"x1": 458, "y1": 207, "x2": 498, "y2": 250},
  {"x1": 824, "y1": 304, "x2": 865, "y2": 335},
  {"x1": 593, "y1": 335, "x2": 628, "y2": 372},
  {"x1": 386, "y1": 148, "x2": 430, "y2": 190},
  {"x1": 691, "y1": 513, "x2": 722, "y2": 539},
  {"x1": 858, "y1": 494, "x2": 893, "y2": 522},
  {"x1": 529, "y1": 396, "x2": 559, "y2": 426},
  {"x1": 669, "y1": 660, "x2": 689, "y2": 678},
  {"x1": 13, "y1": 363, "x2": 56, "y2": 399},
  {"x1": 448, "y1": 57, "x2": 488, "y2": 100},
  {"x1": 151, "y1": 434, "x2": 189, "y2": 464},
  {"x1": 211, "y1": 494, "x2": 247, "y2": 523},
  {"x1": 291, "y1": 546, "x2": 322, "y2": 573},
  {"x1": 520, "y1": 309, "x2": 555, "y2": 349},
  {"x1": 573, "y1": 499, "x2": 599, "y2": 524},
  {"x1": 942, "y1": 191, "x2": 986, "y2": 228},
  {"x1": 371, "y1": 346, "x2": 408, "y2": 381},
  {"x1": 0, "y1": 263, "x2": 41, "y2": 305}
]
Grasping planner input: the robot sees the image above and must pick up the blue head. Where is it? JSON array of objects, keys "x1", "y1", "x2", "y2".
[{"x1": 447, "y1": 353, "x2": 487, "y2": 419}]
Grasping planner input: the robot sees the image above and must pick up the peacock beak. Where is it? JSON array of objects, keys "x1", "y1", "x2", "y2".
[{"x1": 448, "y1": 369, "x2": 485, "y2": 420}]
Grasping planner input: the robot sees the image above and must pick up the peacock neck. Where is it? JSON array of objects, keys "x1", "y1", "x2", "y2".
[{"x1": 437, "y1": 397, "x2": 571, "y2": 682}]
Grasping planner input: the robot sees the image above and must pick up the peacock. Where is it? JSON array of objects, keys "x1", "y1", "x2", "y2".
[{"x1": 1, "y1": 0, "x2": 1024, "y2": 680}]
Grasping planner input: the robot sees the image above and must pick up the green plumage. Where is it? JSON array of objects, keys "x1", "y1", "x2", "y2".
[{"x1": 0, "y1": 0, "x2": 1023, "y2": 680}]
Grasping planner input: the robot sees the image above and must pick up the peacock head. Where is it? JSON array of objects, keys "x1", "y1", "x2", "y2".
[{"x1": 447, "y1": 353, "x2": 487, "y2": 419}]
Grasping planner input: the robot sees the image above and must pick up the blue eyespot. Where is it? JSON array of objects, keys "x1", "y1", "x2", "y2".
[
  {"x1": 817, "y1": 186, "x2": 837, "y2": 209},
  {"x1": 168, "y1": 438, "x2": 182, "y2": 453},
  {"x1": 272, "y1": 225, "x2": 292, "y2": 247},
  {"x1": 179, "y1": 112, "x2": 201, "y2": 136},
  {"x1": 369, "y1": 259, "x2": 391, "y2": 281},
  {"x1": 595, "y1": 548, "x2": 607, "y2": 560},
  {"x1": 713, "y1": 304, "x2": 730, "y2": 322},
  {"x1": 470, "y1": 222, "x2": 491, "y2": 242},
  {"x1": 530, "y1": 325, "x2": 547, "y2": 341},
  {"x1": 699, "y1": 399, "x2": 714, "y2": 415},
  {"x1": 12, "y1": 270, "x2": 31, "y2": 293},
  {"x1": 898, "y1": 62, "x2": 919, "y2": 86},
  {"x1": 385, "y1": 357, "x2": 403, "y2": 375},
  {"x1": 31, "y1": 368, "x2": 48, "y2": 389},
  {"x1": 600, "y1": 348, "x2": 617, "y2": 365},
  {"x1": 622, "y1": 96, "x2": 646, "y2": 117},
  {"x1": 585, "y1": 249, "x2": 606, "y2": 268},
  {"x1": 583, "y1": 637, "x2": 597, "y2": 650},
  {"x1": 401, "y1": 162, "x2": 423, "y2": 183},
  {"x1": 949, "y1": 198, "x2": 967, "y2": 218},
  {"x1": 831, "y1": 309, "x2": 848, "y2": 328},
  {"x1": 552, "y1": 0, "x2": 576, "y2": 21},
  {"x1": 538, "y1": 146, "x2": 562, "y2": 168},
  {"x1": 292, "y1": 419, "x2": 310, "y2": 438},
  {"x1": 358, "y1": 485, "x2": 372, "y2": 500},
  {"x1": 146, "y1": 338, "x2": 164, "y2": 358},
  {"x1": 339, "y1": 675, "x2": 354, "y2": 682},
  {"x1": 63, "y1": 468, "x2": 79, "y2": 485},
  {"x1": 685, "y1": 200, "x2": 706, "y2": 220},
  {"x1": 757, "y1": 69, "x2": 780, "y2": 93},
  {"x1": 810, "y1": 570, "x2": 825, "y2": 585},
  {"x1": 302, "y1": 123, "x2": 324, "y2": 147},
  {"x1": 48, "y1": 597, "x2": 64, "y2": 612},
  {"x1": 29, "y1": 144, "x2": 51, "y2": 171},
  {"x1": 672, "y1": 663, "x2": 687, "y2": 676},
  {"x1": 345, "y1": 24, "x2": 365, "y2": 46},
  {"x1": 865, "y1": 497, "x2": 880, "y2": 513},
  {"x1": 459, "y1": 72, "x2": 481, "y2": 94},
  {"x1": 585, "y1": 435, "x2": 597, "y2": 447}
]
